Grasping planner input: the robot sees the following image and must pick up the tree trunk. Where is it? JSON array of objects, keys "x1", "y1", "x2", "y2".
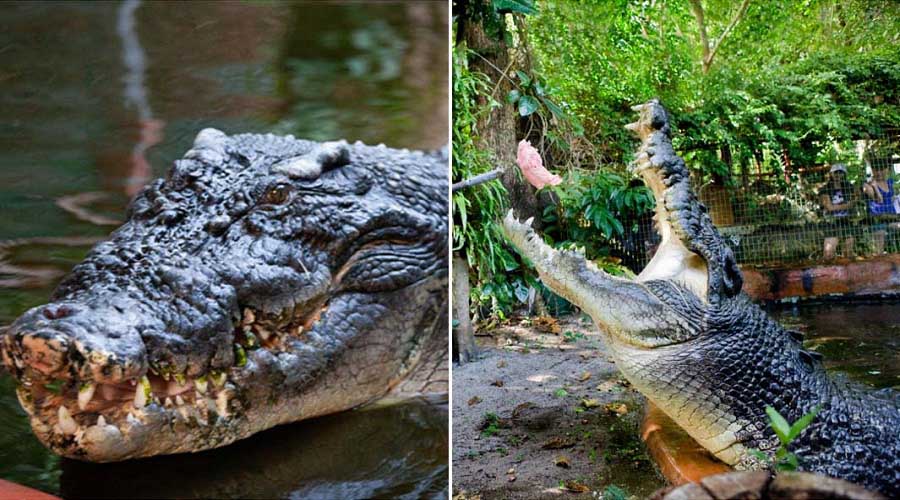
[
  {"x1": 452, "y1": 254, "x2": 477, "y2": 363},
  {"x1": 463, "y1": 0, "x2": 543, "y2": 227}
]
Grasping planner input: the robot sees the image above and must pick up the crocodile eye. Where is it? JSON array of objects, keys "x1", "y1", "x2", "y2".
[{"x1": 263, "y1": 184, "x2": 291, "y2": 205}]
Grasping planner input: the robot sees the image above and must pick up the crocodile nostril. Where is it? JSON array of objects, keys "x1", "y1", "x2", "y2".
[
  {"x1": 19, "y1": 331, "x2": 70, "y2": 375},
  {"x1": 43, "y1": 306, "x2": 75, "y2": 320}
]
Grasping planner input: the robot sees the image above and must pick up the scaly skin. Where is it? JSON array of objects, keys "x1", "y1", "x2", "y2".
[
  {"x1": 501, "y1": 100, "x2": 899, "y2": 495},
  {"x1": 0, "y1": 130, "x2": 448, "y2": 462}
]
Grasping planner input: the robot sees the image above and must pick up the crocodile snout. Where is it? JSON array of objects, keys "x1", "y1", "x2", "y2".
[{"x1": 3, "y1": 301, "x2": 149, "y2": 384}]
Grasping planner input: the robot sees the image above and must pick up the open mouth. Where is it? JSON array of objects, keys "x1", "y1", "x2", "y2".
[{"x1": 1, "y1": 303, "x2": 328, "y2": 457}]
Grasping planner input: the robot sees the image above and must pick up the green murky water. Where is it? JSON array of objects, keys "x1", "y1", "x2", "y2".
[
  {"x1": 773, "y1": 302, "x2": 900, "y2": 390},
  {"x1": 0, "y1": 1, "x2": 447, "y2": 497}
]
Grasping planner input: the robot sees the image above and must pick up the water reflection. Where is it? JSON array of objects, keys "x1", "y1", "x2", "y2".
[
  {"x1": 60, "y1": 398, "x2": 448, "y2": 500},
  {"x1": 0, "y1": 0, "x2": 447, "y2": 495}
]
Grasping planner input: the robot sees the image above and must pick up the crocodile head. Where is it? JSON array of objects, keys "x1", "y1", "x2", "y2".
[{"x1": 0, "y1": 130, "x2": 448, "y2": 461}]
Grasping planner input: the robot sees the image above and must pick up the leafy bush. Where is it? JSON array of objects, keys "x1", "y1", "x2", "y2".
[{"x1": 543, "y1": 169, "x2": 654, "y2": 275}]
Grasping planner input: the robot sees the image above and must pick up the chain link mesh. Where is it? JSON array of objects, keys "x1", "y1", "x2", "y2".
[{"x1": 615, "y1": 132, "x2": 900, "y2": 270}]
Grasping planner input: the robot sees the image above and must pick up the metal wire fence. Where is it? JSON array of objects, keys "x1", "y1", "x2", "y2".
[{"x1": 615, "y1": 134, "x2": 900, "y2": 270}]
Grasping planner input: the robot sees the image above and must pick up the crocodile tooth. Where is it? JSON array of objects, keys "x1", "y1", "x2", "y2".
[
  {"x1": 211, "y1": 371, "x2": 226, "y2": 388},
  {"x1": 97, "y1": 415, "x2": 106, "y2": 427},
  {"x1": 215, "y1": 391, "x2": 229, "y2": 417},
  {"x1": 194, "y1": 377, "x2": 208, "y2": 394},
  {"x1": 524, "y1": 216, "x2": 534, "y2": 227},
  {"x1": 242, "y1": 308, "x2": 255, "y2": 326},
  {"x1": 58, "y1": 406, "x2": 78, "y2": 435},
  {"x1": 77, "y1": 382, "x2": 95, "y2": 410},
  {"x1": 126, "y1": 412, "x2": 141, "y2": 427},
  {"x1": 256, "y1": 328, "x2": 271, "y2": 341},
  {"x1": 175, "y1": 395, "x2": 185, "y2": 407},
  {"x1": 164, "y1": 397, "x2": 173, "y2": 408},
  {"x1": 134, "y1": 376, "x2": 150, "y2": 409}
]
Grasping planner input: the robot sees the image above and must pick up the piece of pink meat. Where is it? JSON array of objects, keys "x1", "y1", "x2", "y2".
[{"x1": 517, "y1": 140, "x2": 562, "y2": 189}]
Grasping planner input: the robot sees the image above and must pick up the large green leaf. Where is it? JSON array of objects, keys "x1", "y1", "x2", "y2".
[
  {"x1": 765, "y1": 406, "x2": 792, "y2": 446},
  {"x1": 541, "y1": 97, "x2": 566, "y2": 119},
  {"x1": 787, "y1": 406, "x2": 820, "y2": 441},
  {"x1": 515, "y1": 70, "x2": 531, "y2": 87},
  {"x1": 518, "y1": 95, "x2": 539, "y2": 116}
]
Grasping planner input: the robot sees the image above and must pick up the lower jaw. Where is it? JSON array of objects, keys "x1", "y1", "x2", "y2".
[
  {"x1": 26, "y1": 376, "x2": 396, "y2": 462},
  {"x1": 27, "y1": 391, "x2": 248, "y2": 462},
  {"x1": 604, "y1": 341, "x2": 750, "y2": 468}
]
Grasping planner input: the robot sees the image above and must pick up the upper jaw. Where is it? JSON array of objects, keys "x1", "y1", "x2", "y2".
[{"x1": 625, "y1": 100, "x2": 743, "y2": 302}]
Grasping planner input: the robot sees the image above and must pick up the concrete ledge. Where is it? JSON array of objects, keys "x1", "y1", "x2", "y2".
[
  {"x1": 641, "y1": 403, "x2": 730, "y2": 485},
  {"x1": 742, "y1": 254, "x2": 900, "y2": 302}
]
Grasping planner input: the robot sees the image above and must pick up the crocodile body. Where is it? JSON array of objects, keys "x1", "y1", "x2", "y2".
[
  {"x1": 502, "y1": 101, "x2": 899, "y2": 495},
  {"x1": 0, "y1": 130, "x2": 448, "y2": 461}
]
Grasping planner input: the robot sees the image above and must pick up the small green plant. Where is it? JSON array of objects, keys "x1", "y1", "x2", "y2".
[
  {"x1": 481, "y1": 412, "x2": 501, "y2": 437},
  {"x1": 563, "y1": 330, "x2": 586, "y2": 343},
  {"x1": 554, "y1": 388, "x2": 569, "y2": 398},
  {"x1": 750, "y1": 405, "x2": 820, "y2": 471}
]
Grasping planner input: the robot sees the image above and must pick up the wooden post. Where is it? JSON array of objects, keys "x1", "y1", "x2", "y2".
[{"x1": 452, "y1": 253, "x2": 477, "y2": 363}]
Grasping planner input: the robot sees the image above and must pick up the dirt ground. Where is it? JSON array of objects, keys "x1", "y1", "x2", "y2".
[{"x1": 452, "y1": 315, "x2": 667, "y2": 500}]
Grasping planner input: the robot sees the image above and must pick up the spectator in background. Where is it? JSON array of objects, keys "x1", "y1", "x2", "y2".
[
  {"x1": 863, "y1": 163, "x2": 896, "y2": 254},
  {"x1": 819, "y1": 163, "x2": 856, "y2": 260}
]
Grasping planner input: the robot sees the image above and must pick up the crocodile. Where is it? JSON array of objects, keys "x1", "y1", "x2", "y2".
[
  {"x1": 0, "y1": 129, "x2": 449, "y2": 462},
  {"x1": 501, "y1": 100, "x2": 899, "y2": 495}
]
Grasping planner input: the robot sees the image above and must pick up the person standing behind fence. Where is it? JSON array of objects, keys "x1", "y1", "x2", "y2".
[
  {"x1": 863, "y1": 163, "x2": 897, "y2": 254},
  {"x1": 819, "y1": 163, "x2": 856, "y2": 260}
]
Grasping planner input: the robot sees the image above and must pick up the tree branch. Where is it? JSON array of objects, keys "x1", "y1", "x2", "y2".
[
  {"x1": 452, "y1": 168, "x2": 503, "y2": 193},
  {"x1": 689, "y1": 0, "x2": 752, "y2": 74},
  {"x1": 688, "y1": 0, "x2": 711, "y2": 72},
  {"x1": 706, "y1": 0, "x2": 752, "y2": 71}
]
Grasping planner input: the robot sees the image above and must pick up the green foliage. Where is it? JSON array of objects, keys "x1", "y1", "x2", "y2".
[
  {"x1": 529, "y1": 0, "x2": 900, "y2": 173},
  {"x1": 507, "y1": 69, "x2": 582, "y2": 132},
  {"x1": 493, "y1": 0, "x2": 538, "y2": 17},
  {"x1": 482, "y1": 412, "x2": 502, "y2": 437},
  {"x1": 563, "y1": 331, "x2": 586, "y2": 343},
  {"x1": 750, "y1": 405, "x2": 820, "y2": 472},
  {"x1": 542, "y1": 169, "x2": 653, "y2": 274}
]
